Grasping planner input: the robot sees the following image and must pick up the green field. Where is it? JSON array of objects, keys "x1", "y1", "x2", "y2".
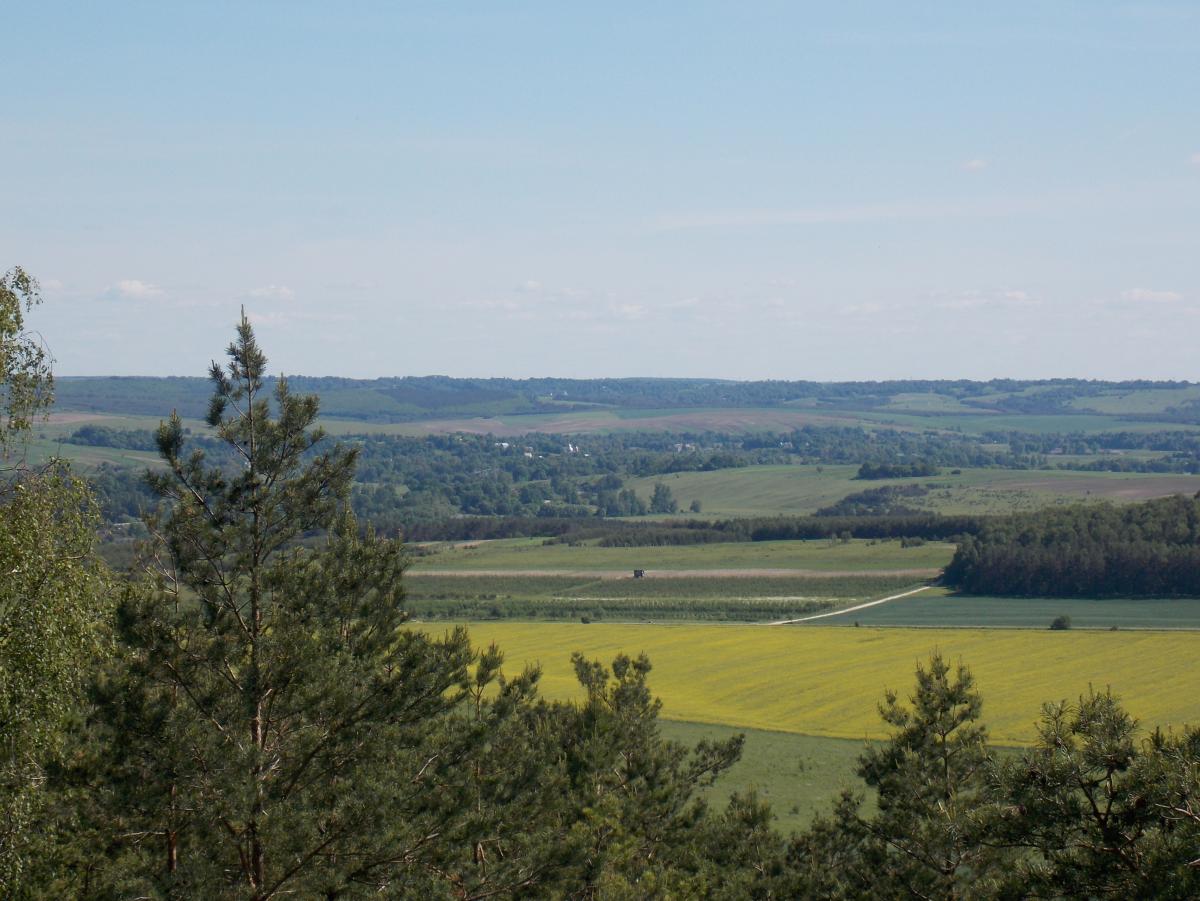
[
  {"x1": 853, "y1": 409, "x2": 1200, "y2": 435},
  {"x1": 624, "y1": 465, "x2": 862, "y2": 517},
  {"x1": 658, "y1": 721, "x2": 867, "y2": 833},
  {"x1": 843, "y1": 589, "x2": 1200, "y2": 630},
  {"x1": 437, "y1": 622, "x2": 1200, "y2": 746},
  {"x1": 17, "y1": 438, "x2": 162, "y2": 469},
  {"x1": 624, "y1": 464, "x2": 1200, "y2": 518},
  {"x1": 1067, "y1": 385, "x2": 1200, "y2": 415},
  {"x1": 411, "y1": 536, "x2": 955, "y2": 573}
]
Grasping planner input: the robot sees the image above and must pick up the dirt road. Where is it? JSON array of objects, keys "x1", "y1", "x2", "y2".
[{"x1": 767, "y1": 585, "x2": 932, "y2": 625}]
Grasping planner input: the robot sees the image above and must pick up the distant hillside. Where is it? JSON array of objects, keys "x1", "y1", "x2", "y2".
[{"x1": 53, "y1": 376, "x2": 1200, "y2": 426}]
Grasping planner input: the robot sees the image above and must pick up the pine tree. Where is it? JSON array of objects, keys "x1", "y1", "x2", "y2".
[
  {"x1": 852, "y1": 653, "x2": 1008, "y2": 898},
  {"x1": 92, "y1": 315, "x2": 483, "y2": 897},
  {"x1": 993, "y1": 690, "x2": 1200, "y2": 898}
]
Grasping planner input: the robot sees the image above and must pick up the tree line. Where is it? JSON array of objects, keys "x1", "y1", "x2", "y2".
[
  {"x1": 944, "y1": 494, "x2": 1200, "y2": 597},
  {"x1": 68, "y1": 418, "x2": 1200, "y2": 533}
]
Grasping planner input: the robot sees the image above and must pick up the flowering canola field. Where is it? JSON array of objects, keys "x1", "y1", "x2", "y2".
[{"x1": 437, "y1": 622, "x2": 1200, "y2": 746}]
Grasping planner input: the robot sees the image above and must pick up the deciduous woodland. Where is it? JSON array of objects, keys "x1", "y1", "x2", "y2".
[{"x1": 5, "y1": 274, "x2": 1200, "y2": 898}]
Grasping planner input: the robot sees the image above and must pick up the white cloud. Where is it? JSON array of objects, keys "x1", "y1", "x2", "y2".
[
  {"x1": 247, "y1": 284, "x2": 295, "y2": 301},
  {"x1": 962, "y1": 158, "x2": 989, "y2": 171},
  {"x1": 1120, "y1": 287, "x2": 1183, "y2": 303},
  {"x1": 112, "y1": 279, "x2": 164, "y2": 299}
]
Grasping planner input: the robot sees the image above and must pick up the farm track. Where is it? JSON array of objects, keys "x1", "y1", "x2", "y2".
[
  {"x1": 411, "y1": 567, "x2": 943, "y2": 579},
  {"x1": 767, "y1": 585, "x2": 933, "y2": 625}
]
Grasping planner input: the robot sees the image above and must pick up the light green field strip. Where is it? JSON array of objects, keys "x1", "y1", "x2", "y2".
[
  {"x1": 432, "y1": 622, "x2": 1200, "y2": 746},
  {"x1": 410, "y1": 537, "x2": 957, "y2": 572}
]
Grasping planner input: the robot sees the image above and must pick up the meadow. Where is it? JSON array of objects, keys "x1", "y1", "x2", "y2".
[
  {"x1": 658, "y1": 721, "x2": 869, "y2": 832},
  {"x1": 624, "y1": 464, "x2": 1200, "y2": 518},
  {"x1": 438, "y1": 622, "x2": 1200, "y2": 746}
]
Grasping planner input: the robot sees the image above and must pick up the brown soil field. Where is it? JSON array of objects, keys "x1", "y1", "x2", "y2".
[{"x1": 1004, "y1": 474, "x2": 1200, "y2": 501}]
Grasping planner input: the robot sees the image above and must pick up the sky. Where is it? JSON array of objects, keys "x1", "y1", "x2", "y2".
[{"x1": 3, "y1": 1, "x2": 1199, "y2": 381}]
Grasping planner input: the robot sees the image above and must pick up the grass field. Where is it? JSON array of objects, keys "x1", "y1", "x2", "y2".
[
  {"x1": 658, "y1": 721, "x2": 867, "y2": 833},
  {"x1": 432, "y1": 622, "x2": 1200, "y2": 746},
  {"x1": 411, "y1": 536, "x2": 955, "y2": 573},
  {"x1": 838, "y1": 589, "x2": 1200, "y2": 630},
  {"x1": 1067, "y1": 385, "x2": 1200, "y2": 415},
  {"x1": 624, "y1": 465, "x2": 863, "y2": 517},
  {"x1": 853, "y1": 409, "x2": 1200, "y2": 435},
  {"x1": 623, "y1": 464, "x2": 1200, "y2": 518}
]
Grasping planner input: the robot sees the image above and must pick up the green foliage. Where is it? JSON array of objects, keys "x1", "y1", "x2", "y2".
[
  {"x1": 648, "y1": 481, "x2": 678, "y2": 514},
  {"x1": 0, "y1": 267, "x2": 53, "y2": 453},
  {"x1": 945, "y1": 494, "x2": 1200, "y2": 597},
  {"x1": 0, "y1": 266, "x2": 110, "y2": 894},
  {"x1": 81, "y1": 315, "x2": 492, "y2": 895},
  {"x1": 856, "y1": 460, "x2": 939, "y2": 480},
  {"x1": 0, "y1": 467, "x2": 109, "y2": 891},
  {"x1": 64, "y1": 316, "x2": 773, "y2": 898},
  {"x1": 991, "y1": 691, "x2": 1200, "y2": 897},
  {"x1": 854, "y1": 654, "x2": 1008, "y2": 896}
]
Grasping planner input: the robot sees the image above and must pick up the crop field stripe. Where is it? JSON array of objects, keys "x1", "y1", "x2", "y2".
[{"x1": 426, "y1": 622, "x2": 1200, "y2": 746}]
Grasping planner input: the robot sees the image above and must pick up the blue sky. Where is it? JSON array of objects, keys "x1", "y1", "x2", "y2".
[{"x1": 3, "y1": 2, "x2": 1198, "y2": 379}]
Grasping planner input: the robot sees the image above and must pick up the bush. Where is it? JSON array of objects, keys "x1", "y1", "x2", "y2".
[{"x1": 1050, "y1": 615, "x2": 1072, "y2": 630}]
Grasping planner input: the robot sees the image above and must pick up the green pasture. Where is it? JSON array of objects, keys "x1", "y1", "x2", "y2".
[
  {"x1": 658, "y1": 722, "x2": 868, "y2": 833},
  {"x1": 1067, "y1": 385, "x2": 1200, "y2": 415},
  {"x1": 624, "y1": 464, "x2": 1200, "y2": 519},
  {"x1": 16, "y1": 436, "x2": 163, "y2": 469},
  {"x1": 410, "y1": 537, "x2": 955, "y2": 573},
  {"x1": 852, "y1": 409, "x2": 1200, "y2": 435},
  {"x1": 910, "y1": 468, "x2": 1200, "y2": 515},
  {"x1": 879, "y1": 392, "x2": 983, "y2": 413},
  {"x1": 843, "y1": 589, "x2": 1200, "y2": 630},
  {"x1": 624, "y1": 464, "x2": 861, "y2": 517}
]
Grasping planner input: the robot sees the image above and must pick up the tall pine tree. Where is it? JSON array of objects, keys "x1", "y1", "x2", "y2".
[{"x1": 92, "y1": 315, "x2": 483, "y2": 897}]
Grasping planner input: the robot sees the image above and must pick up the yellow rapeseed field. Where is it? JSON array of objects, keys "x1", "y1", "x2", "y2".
[{"x1": 426, "y1": 623, "x2": 1200, "y2": 746}]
